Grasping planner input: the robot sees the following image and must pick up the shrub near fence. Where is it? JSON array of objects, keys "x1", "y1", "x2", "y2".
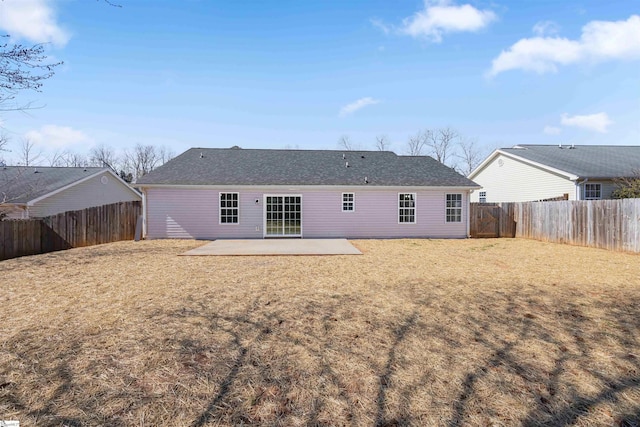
[{"x1": 0, "y1": 201, "x2": 141, "y2": 261}]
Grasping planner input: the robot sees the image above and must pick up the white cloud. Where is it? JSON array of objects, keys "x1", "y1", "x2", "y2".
[
  {"x1": 560, "y1": 112, "x2": 613, "y2": 133},
  {"x1": 489, "y1": 15, "x2": 640, "y2": 76},
  {"x1": 0, "y1": 0, "x2": 70, "y2": 46},
  {"x1": 543, "y1": 125, "x2": 562, "y2": 135},
  {"x1": 400, "y1": 0, "x2": 497, "y2": 42},
  {"x1": 25, "y1": 125, "x2": 92, "y2": 149},
  {"x1": 370, "y1": 18, "x2": 391, "y2": 35},
  {"x1": 339, "y1": 97, "x2": 380, "y2": 117},
  {"x1": 532, "y1": 20, "x2": 560, "y2": 37}
]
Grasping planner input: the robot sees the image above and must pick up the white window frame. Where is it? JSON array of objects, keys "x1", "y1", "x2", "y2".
[
  {"x1": 342, "y1": 192, "x2": 355, "y2": 212},
  {"x1": 219, "y1": 192, "x2": 239, "y2": 224},
  {"x1": 479, "y1": 191, "x2": 486, "y2": 203},
  {"x1": 584, "y1": 183, "x2": 601, "y2": 200},
  {"x1": 446, "y1": 193, "x2": 463, "y2": 223},
  {"x1": 398, "y1": 193, "x2": 416, "y2": 224}
]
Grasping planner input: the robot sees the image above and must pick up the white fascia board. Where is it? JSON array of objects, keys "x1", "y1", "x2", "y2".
[
  {"x1": 27, "y1": 169, "x2": 141, "y2": 206},
  {"x1": 468, "y1": 149, "x2": 578, "y2": 181},
  {"x1": 135, "y1": 184, "x2": 480, "y2": 191}
]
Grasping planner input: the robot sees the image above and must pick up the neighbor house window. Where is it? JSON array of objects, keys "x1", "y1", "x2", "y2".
[
  {"x1": 479, "y1": 191, "x2": 487, "y2": 203},
  {"x1": 399, "y1": 193, "x2": 416, "y2": 223},
  {"x1": 342, "y1": 193, "x2": 355, "y2": 212},
  {"x1": 219, "y1": 192, "x2": 239, "y2": 224},
  {"x1": 446, "y1": 194, "x2": 462, "y2": 222},
  {"x1": 584, "y1": 183, "x2": 601, "y2": 200}
]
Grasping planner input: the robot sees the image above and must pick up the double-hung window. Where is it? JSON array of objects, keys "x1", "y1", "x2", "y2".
[
  {"x1": 446, "y1": 194, "x2": 462, "y2": 223},
  {"x1": 398, "y1": 193, "x2": 416, "y2": 223},
  {"x1": 584, "y1": 183, "x2": 601, "y2": 200},
  {"x1": 479, "y1": 191, "x2": 487, "y2": 203},
  {"x1": 342, "y1": 193, "x2": 355, "y2": 212},
  {"x1": 219, "y1": 192, "x2": 239, "y2": 224}
]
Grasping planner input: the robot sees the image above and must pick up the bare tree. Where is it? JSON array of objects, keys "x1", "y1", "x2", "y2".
[
  {"x1": 89, "y1": 144, "x2": 118, "y2": 169},
  {"x1": 0, "y1": 133, "x2": 9, "y2": 164},
  {"x1": 124, "y1": 144, "x2": 159, "y2": 181},
  {"x1": 48, "y1": 149, "x2": 69, "y2": 166},
  {"x1": 406, "y1": 130, "x2": 429, "y2": 156},
  {"x1": 158, "y1": 146, "x2": 175, "y2": 164},
  {"x1": 64, "y1": 152, "x2": 89, "y2": 167},
  {"x1": 426, "y1": 127, "x2": 459, "y2": 165},
  {"x1": 375, "y1": 135, "x2": 390, "y2": 151},
  {"x1": 456, "y1": 137, "x2": 485, "y2": 176},
  {"x1": 337, "y1": 135, "x2": 354, "y2": 151},
  {"x1": 0, "y1": 39, "x2": 62, "y2": 110},
  {"x1": 17, "y1": 139, "x2": 43, "y2": 166}
]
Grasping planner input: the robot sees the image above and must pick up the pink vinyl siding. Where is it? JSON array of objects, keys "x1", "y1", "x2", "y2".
[{"x1": 144, "y1": 187, "x2": 469, "y2": 239}]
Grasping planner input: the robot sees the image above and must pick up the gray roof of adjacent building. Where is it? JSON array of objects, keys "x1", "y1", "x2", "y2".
[
  {"x1": 1, "y1": 166, "x2": 108, "y2": 204},
  {"x1": 499, "y1": 144, "x2": 640, "y2": 179},
  {"x1": 134, "y1": 147, "x2": 479, "y2": 188}
]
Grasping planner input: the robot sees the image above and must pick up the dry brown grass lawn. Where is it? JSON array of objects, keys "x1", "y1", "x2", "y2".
[{"x1": 0, "y1": 238, "x2": 639, "y2": 426}]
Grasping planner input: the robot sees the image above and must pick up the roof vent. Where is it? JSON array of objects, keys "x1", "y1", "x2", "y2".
[
  {"x1": 200, "y1": 152, "x2": 204, "y2": 159},
  {"x1": 342, "y1": 153, "x2": 346, "y2": 160},
  {"x1": 558, "y1": 143, "x2": 563, "y2": 149},
  {"x1": 345, "y1": 161, "x2": 349, "y2": 168},
  {"x1": 364, "y1": 176, "x2": 369, "y2": 184},
  {"x1": 361, "y1": 155, "x2": 365, "y2": 159},
  {"x1": 34, "y1": 167, "x2": 38, "y2": 173},
  {"x1": 569, "y1": 144, "x2": 575, "y2": 149}
]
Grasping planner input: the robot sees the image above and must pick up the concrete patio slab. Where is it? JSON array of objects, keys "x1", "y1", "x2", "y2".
[{"x1": 181, "y1": 239, "x2": 362, "y2": 256}]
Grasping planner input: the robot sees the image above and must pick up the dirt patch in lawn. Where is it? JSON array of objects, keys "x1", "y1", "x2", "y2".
[{"x1": 1, "y1": 238, "x2": 639, "y2": 426}]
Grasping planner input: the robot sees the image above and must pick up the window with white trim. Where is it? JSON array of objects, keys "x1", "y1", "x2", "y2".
[
  {"x1": 398, "y1": 193, "x2": 416, "y2": 223},
  {"x1": 584, "y1": 183, "x2": 601, "y2": 200},
  {"x1": 479, "y1": 191, "x2": 486, "y2": 203},
  {"x1": 342, "y1": 193, "x2": 355, "y2": 212},
  {"x1": 446, "y1": 193, "x2": 462, "y2": 222},
  {"x1": 219, "y1": 192, "x2": 239, "y2": 224}
]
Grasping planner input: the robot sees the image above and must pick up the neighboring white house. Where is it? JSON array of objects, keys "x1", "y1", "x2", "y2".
[
  {"x1": 468, "y1": 144, "x2": 640, "y2": 203},
  {"x1": 0, "y1": 166, "x2": 142, "y2": 219},
  {"x1": 135, "y1": 147, "x2": 481, "y2": 239}
]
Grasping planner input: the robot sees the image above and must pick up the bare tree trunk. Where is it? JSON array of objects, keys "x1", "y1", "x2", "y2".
[{"x1": 375, "y1": 135, "x2": 390, "y2": 151}]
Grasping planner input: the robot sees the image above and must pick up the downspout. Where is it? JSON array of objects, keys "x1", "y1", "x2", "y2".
[{"x1": 467, "y1": 189, "x2": 474, "y2": 238}]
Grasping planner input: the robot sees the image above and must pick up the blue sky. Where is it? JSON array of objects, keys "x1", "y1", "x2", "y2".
[{"x1": 0, "y1": 0, "x2": 638, "y2": 166}]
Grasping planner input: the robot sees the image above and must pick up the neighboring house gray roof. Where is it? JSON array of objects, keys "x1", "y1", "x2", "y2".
[
  {"x1": 500, "y1": 145, "x2": 640, "y2": 179},
  {"x1": 1, "y1": 166, "x2": 108, "y2": 204},
  {"x1": 135, "y1": 148, "x2": 479, "y2": 187}
]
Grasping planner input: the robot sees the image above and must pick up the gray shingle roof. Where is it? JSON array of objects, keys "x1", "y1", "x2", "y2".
[
  {"x1": 501, "y1": 145, "x2": 640, "y2": 179},
  {"x1": 1, "y1": 166, "x2": 106, "y2": 204},
  {"x1": 135, "y1": 148, "x2": 478, "y2": 187}
]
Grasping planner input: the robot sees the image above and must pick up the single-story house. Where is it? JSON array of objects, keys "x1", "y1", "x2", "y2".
[
  {"x1": 468, "y1": 144, "x2": 640, "y2": 202},
  {"x1": 135, "y1": 147, "x2": 480, "y2": 239},
  {"x1": 0, "y1": 166, "x2": 142, "y2": 219}
]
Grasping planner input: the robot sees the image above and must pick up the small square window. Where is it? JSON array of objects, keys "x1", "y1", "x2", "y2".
[
  {"x1": 584, "y1": 183, "x2": 601, "y2": 200},
  {"x1": 342, "y1": 193, "x2": 355, "y2": 212}
]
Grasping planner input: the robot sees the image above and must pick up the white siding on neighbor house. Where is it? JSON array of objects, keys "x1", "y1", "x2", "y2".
[
  {"x1": 470, "y1": 154, "x2": 576, "y2": 202},
  {"x1": 144, "y1": 187, "x2": 470, "y2": 239},
  {"x1": 28, "y1": 171, "x2": 141, "y2": 218}
]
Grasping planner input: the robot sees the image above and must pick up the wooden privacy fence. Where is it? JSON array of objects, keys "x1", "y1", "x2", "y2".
[
  {"x1": 0, "y1": 201, "x2": 141, "y2": 261},
  {"x1": 470, "y1": 199, "x2": 640, "y2": 253}
]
